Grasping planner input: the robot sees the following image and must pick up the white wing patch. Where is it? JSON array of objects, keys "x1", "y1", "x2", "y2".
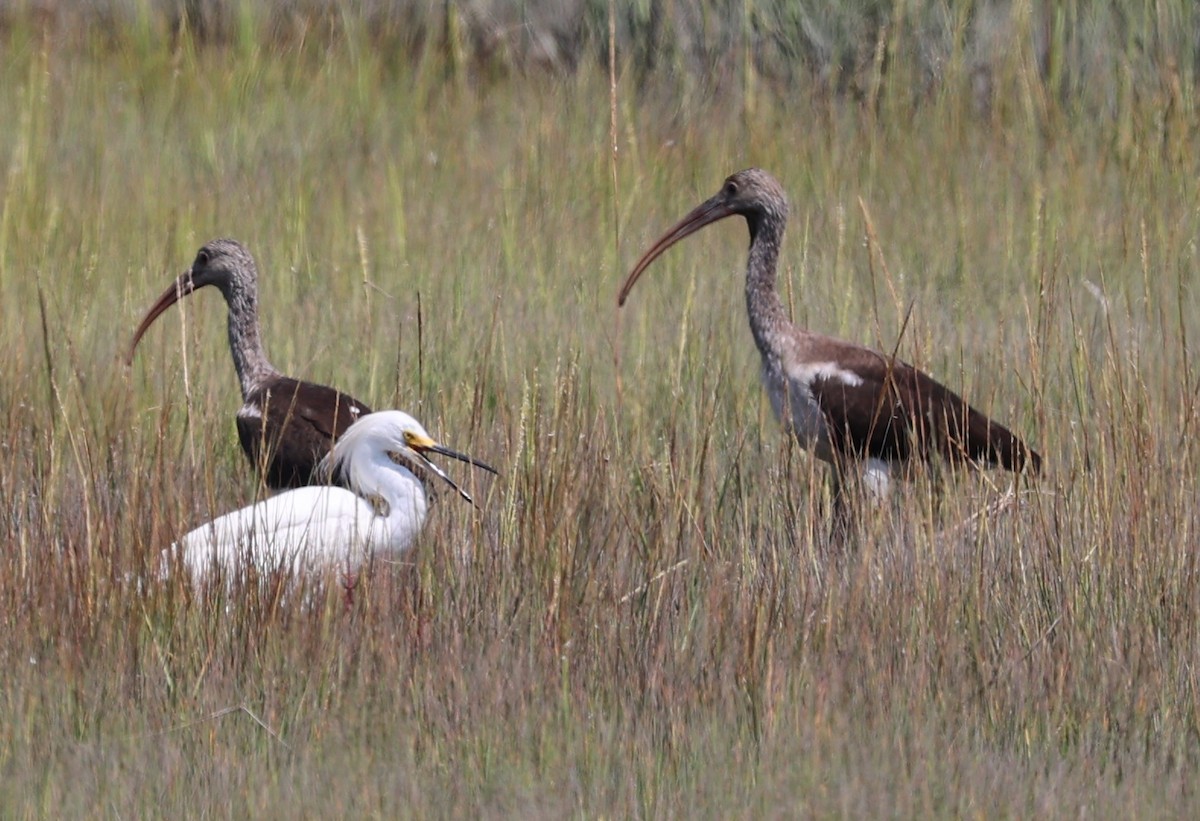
[
  {"x1": 237, "y1": 403, "x2": 263, "y2": 420},
  {"x1": 792, "y1": 361, "x2": 865, "y2": 388}
]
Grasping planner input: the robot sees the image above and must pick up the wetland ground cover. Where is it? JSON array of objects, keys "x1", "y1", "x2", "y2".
[{"x1": 0, "y1": 3, "x2": 1198, "y2": 815}]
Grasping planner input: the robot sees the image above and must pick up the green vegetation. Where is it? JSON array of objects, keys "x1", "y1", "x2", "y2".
[{"x1": 0, "y1": 3, "x2": 1198, "y2": 815}]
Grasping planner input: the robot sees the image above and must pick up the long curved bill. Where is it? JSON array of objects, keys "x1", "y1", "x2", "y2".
[
  {"x1": 616, "y1": 196, "x2": 735, "y2": 307},
  {"x1": 411, "y1": 440, "x2": 498, "y2": 506},
  {"x1": 126, "y1": 269, "x2": 197, "y2": 365}
]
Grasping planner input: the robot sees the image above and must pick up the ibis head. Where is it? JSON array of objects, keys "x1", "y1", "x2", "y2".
[
  {"x1": 617, "y1": 169, "x2": 789, "y2": 307},
  {"x1": 126, "y1": 238, "x2": 260, "y2": 364}
]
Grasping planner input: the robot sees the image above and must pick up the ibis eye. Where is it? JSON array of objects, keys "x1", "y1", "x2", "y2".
[
  {"x1": 195, "y1": 249, "x2": 211, "y2": 267},
  {"x1": 723, "y1": 180, "x2": 739, "y2": 196}
]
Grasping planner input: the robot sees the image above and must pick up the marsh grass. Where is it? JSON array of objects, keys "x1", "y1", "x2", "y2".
[{"x1": 0, "y1": 9, "x2": 1198, "y2": 817}]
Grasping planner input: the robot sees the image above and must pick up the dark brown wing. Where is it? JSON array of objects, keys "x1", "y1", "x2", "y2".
[
  {"x1": 236, "y1": 376, "x2": 372, "y2": 490},
  {"x1": 810, "y1": 353, "x2": 1041, "y2": 474}
]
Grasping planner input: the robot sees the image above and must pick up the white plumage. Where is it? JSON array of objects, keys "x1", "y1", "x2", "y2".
[{"x1": 168, "y1": 410, "x2": 495, "y2": 583}]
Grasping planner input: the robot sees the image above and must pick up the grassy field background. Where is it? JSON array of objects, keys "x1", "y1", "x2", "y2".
[{"x1": 0, "y1": 3, "x2": 1198, "y2": 816}]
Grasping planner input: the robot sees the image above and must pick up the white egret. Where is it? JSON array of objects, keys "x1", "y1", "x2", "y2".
[{"x1": 168, "y1": 410, "x2": 496, "y2": 582}]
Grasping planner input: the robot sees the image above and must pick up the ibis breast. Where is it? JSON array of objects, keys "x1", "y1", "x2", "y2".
[{"x1": 761, "y1": 355, "x2": 843, "y2": 465}]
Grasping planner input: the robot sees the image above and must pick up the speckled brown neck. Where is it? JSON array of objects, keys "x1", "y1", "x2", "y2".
[
  {"x1": 219, "y1": 253, "x2": 281, "y2": 400},
  {"x1": 744, "y1": 207, "x2": 796, "y2": 359}
]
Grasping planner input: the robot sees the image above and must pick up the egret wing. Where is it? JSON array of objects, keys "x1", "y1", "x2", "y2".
[{"x1": 176, "y1": 486, "x2": 384, "y2": 581}]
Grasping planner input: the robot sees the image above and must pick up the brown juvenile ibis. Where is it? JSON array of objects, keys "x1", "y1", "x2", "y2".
[
  {"x1": 128, "y1": 238, "x2": 372, "y2": 490},
  {"x1": 618, "y1": 169, "x2": 1041, "y2": 507}
]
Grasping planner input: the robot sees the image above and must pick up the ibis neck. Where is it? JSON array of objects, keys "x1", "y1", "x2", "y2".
[
  {"x1": 744, "y1": 212, "x2": 790, "y2": 356},
  {"x1": 224, "y1": 288, "x2": 279, "y2": 399}
]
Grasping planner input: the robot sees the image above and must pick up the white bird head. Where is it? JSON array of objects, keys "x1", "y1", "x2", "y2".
[{"x1": 321, "y1": 410, "x2": 497, "y2": 505}]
